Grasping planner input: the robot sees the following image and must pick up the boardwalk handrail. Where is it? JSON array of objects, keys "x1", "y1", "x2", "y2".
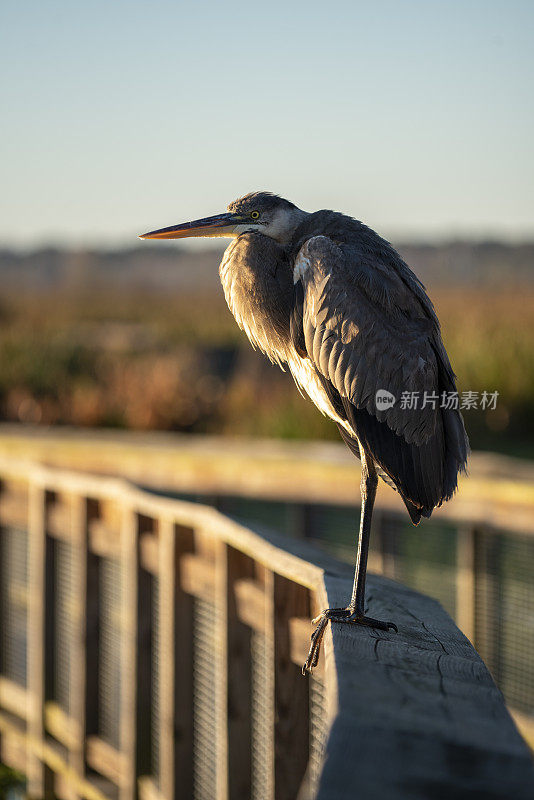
[
  {"x1": 0, "y1": 458, "x2": 533, "y2": 799},
  {"x1": 3, "y1": 427, "x2": 534, "y2": 740},
  {"x1": 0, "y1": 426, "x2": 531, "y2": 535}
]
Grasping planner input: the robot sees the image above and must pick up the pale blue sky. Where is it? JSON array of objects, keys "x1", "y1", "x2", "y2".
[{"x1": 1, "y1": 0, "x2": 533, "y2": 248}]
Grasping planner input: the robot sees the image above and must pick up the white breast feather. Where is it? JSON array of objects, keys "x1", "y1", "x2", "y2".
[
  {"x1": 221, "y1": 239, "x2": 354, "y2": 435},
  {"x1": 286, "y1": 350, "x2": 353, "y2": 435}
]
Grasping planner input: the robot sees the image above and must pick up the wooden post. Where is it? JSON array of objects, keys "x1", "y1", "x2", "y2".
[
  {"x1": 173, "y1": 524, "x2": 195, "y2": 800},
  {"x1": 119, "y1": 505, "x2": 138, "y2": 800},
  {"x1": 215, "y1": 536, "x2": 228, "y2": 800},
  {"x1": 84, "y1": 499, "x2": 101, "y2": 742},
  {"x1": 136, "y1": 516, "x2": 155, "y2": 784},
  {"x1": 27, "y1": 483, "x2": 51, "y2": 798},
  {"x1": 68, "y1": 492, "x2": 88, "y2": 799},
  {"x1": 157, "y1": 517, "x2": 174, "y2": 800},
  {"x1": 272, "y1": 574, "x2": 309, "y2": 800},
  {"x1": 226, "y1": 547, "x2": 254, "y2": 800},
  {"x1": 0, "y1": 459, "x2": 531, "y2": 800},
  {"x1": 263, "y1": 567, "x2": 275, "y2": 800}
]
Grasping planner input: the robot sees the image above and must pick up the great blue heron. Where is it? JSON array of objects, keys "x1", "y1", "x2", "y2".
[{"x1": 140, "y1": 192, "x2": 469, "y2": 673}]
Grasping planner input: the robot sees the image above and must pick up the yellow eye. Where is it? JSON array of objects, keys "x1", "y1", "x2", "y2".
[{"x1": 251, "y1": 211, "x2": 260, "y2": 219}]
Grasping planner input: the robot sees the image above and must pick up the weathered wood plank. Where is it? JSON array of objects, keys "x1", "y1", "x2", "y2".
[
  {"x1": 314, "y1": 570, "x2": 534, "y2": 800},
  {"x1": 0, "y1": 480, "x2": 28, "y2": 529},
  {"x1": 138, "y1": 776, "x2": 165, "y2": 800},
  {"x1": 139, "y1": 530, "x2": 159, "y2": 575},
  {"x1": 44, "y1": 702, "x2": 81, "y2": 750},
  {"x1": 510, "y1": 707, "x2": 534, "y2": 753},
  {"x1": 88, "y1": 520, "x2": 121, "y2": 558},
  {"x1": 0, "y1": 676, "x2": 28, "y2": 719},
  {"x1": 180, "y1": 552, "x2": 217, "y2": 601},
  {"x1": 86, "y1": 736, "x2": 130, "y2": 785},
  {"x1": 46, "y1": 498, "x2": 74, "y2": 541},
  {"x1": 0, "y1": 716, "x2": 27, "y2": 773},
  {"x1": 234, "y1": 577, "x2": 267, "y2": 634}
]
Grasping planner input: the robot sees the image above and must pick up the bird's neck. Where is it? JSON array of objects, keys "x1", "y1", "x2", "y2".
[{"x1": 267, "y1": 208, "x2": 309, "y2": 245}]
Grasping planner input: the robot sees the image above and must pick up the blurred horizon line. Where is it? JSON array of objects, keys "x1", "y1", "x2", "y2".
[{"x1": 2, "y1": 229, "x2": 534, "y2": 255}]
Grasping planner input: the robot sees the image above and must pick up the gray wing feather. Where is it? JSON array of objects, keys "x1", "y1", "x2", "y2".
[
  {"x1": 296, "y1": 236, "x2": 441, "y2": 446},
  {"x1": 293, "y1": 235, "x2": 469, "y2": 513}
]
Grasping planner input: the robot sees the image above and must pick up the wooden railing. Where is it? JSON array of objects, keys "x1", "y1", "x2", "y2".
[
  {"x1": 0, "y1": 458, "x2": 533, "y2": 799},
  {"x1": 2, "y1": 428, "x2": 532, "y2": 741}
]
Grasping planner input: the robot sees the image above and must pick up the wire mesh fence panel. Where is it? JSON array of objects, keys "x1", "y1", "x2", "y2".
[
  {"x1": 300, "y1": 504, "x2": 359, "y2": 554},
  {"x1": 98, "y1": 557, "x2": 122, "y2": 749},
  {"x1": 499, "y1": 532, "x2": 534, "y2": 715},
  {"x1": 381, "y1": 514, "x2": 457, "y2": 619},
  {"x1": 52, "y1": 538, "x2": 75, "y2": 714},
  {"x1": 475, "y1": 530, "x2": 534, "y2": 716},
  {"x1": 308, "y1": 674, "x2": 328, "y2": 799},
  {"x1": 250, "y1": 629, "x2": 274, "y2": 800},
  {"x1": 0, "y1": 526, "x2": 28, "y2": 687},
  {"x1": 474, "y1": 530, "x2": 502, "y2": 684},
  {"x1": 220, "y1": 497, "x2": 297, "y2": 538},
  {"x1": 192, "y1": 597, "x2": 219, "y2": 800}
]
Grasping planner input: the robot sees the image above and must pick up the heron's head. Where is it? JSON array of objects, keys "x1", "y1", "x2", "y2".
[{"x1": 139, "y1": 192, "x2": 306, "y2": 245}]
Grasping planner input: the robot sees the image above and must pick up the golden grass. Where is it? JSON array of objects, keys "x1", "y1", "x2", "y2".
[{"x1": 0, "y1": 286, "x2": 532, "y2": 455}]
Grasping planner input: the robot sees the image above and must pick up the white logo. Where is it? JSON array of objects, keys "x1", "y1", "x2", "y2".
[{"x1": 375, "y1": 389, "x2": 395, "y2": 410}]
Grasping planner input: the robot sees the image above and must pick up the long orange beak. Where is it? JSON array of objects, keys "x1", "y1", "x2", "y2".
[{"x1": 139, "y1": 212, "x2": 242, "y2": 240}]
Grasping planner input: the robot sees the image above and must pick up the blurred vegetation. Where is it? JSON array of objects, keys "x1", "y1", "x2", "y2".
[{"x1": 0, "y1": 286, "x2": 532, "y2": 457}]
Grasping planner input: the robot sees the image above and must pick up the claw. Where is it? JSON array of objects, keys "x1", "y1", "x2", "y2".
[
  {"x1": 302, "y1": 608, "x2": 398, "y2": 674},
  {"x1": 302, "y1": 615, "x2": 329, "y2": 674}
]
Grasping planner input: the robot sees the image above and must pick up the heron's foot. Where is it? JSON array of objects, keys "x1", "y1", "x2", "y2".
[{"x1": 302, "y1": 607, "x2": 398, "y2": 675}]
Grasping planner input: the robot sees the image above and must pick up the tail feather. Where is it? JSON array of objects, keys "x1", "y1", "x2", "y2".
[{"x1": 329, "y1": 369, "x2": 469, "y2": 525}]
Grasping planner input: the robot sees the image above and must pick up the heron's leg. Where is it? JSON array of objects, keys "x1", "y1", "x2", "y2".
[
  {"x1": 302, "y1": 452, "x2": 397, "y2": 675},
  {"x1": 348, "y1": 451, "x2": 377, "y2": 615}
]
